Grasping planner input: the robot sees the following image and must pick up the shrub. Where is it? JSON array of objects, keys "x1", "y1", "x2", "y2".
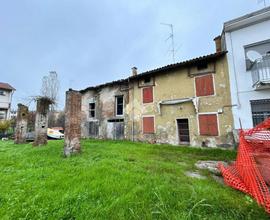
[{"x1": 0, "y1": 120, "x2": 11, "y2": 134}]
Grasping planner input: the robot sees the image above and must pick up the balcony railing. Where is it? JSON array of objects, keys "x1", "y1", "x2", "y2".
[{"x1": 251, "y1": 55, "x2": 270, "y2": 89}]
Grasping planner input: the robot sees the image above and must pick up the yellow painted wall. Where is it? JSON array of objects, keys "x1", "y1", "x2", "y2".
[{"x1": 126, "y1": 56, "x2": 234, "y2": 147}]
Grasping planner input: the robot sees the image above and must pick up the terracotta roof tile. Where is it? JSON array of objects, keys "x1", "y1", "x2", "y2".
[
  {"x1": 80, "y1": 51, "x2": 227, "y2": 93},
  {"x1": 0, "y1": 82, "x2": 15, "y2": 91}
]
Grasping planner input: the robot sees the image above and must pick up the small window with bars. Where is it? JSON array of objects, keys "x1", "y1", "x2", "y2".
[{"x1": 251, "y1": 99, "x2": 270, "y2": 126}]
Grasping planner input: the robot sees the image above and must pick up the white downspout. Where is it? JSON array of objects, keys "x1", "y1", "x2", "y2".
[{"x1": 229, "y1": 32, "x2": 241, "y2": 108}]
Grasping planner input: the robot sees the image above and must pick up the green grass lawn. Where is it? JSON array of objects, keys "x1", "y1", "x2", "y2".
[{"x1": 0, "y1": 139, "x2": 268, "y2": 219}]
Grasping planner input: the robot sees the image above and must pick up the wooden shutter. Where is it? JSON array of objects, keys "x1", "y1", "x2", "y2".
[
  {"x1": 199, "y1": 115, "x2": 208, "y2": 135},
  {"x1": 143, "y1": 117, "x2": 155, "y2": 134},
  {"x1": 199, "y1": 114, "x2": 218, "y2": 136},
  {"x1": 195, "y1": 74, "x2": 214, "y2": 97},
  {"x1": 143, "y1": 87, "x2": 153, "y2": 103}
]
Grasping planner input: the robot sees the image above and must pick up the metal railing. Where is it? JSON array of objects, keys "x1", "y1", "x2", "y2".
[{"x1": 251, "y1": 55, "x2": 270, "y2": 87}]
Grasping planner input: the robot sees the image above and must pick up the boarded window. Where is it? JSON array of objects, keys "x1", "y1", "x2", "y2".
[
  {"x1": 143, "y1": 87, "x2": 153, "y2": 103},
  {"x1": 116, "y1": 96, "x2": 124, "y2": 116},
  {"x1": 195, "y1": 74, "x2": 214, "y2": 97},
  {"x1": 89, "y1": 103, "x2": 95, "y2": 118},
  {"x1": 199, "y1": 114, "x2": 218, "y2": 136},
  {"x1": 143, "y1": 116, "x2": 155, "y2": 134}
]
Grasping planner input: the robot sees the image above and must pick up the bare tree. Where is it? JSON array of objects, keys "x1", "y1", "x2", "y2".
[{"x1": 41, "y1": 71, "x2": 59, "y2": 110}]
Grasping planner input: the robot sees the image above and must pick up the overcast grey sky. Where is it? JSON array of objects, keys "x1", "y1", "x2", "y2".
[{"x1": 0, "y1": 0, "x2": 267, "y2": 110}]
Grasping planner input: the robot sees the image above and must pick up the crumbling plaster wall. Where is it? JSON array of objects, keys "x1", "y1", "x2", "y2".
[
  {"x1": 126, "y1": 56, "x2": 234, "y2": 148},
  {"x1": 14, "y1": 104, "x2": 28, "y2": 144},
  {"x1": 81, "y1": 84, "x2": 128, "y2": 139},
  {"x1": 33, "y1": 97, "x2": 52, "y2": 146},
  {"x1": 81, "y1": 89, "x2": 97, "y2": 137}
]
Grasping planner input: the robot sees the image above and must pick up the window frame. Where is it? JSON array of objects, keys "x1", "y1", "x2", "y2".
[
  {"x1": 89, "y1": 102, "x2": 96, "y2": 118},
  {"x1": 250, "y1": 99, "x2": 270, "y2": 127},
  {"x1": 115, "y1": 95, "x2": 124, "y2": 117},
  {"x1": 0, "y1": 110, "x2": 7, "y2": 120},
  {"x1": 244, "y1": 39, "x2": 270, "y2": 70},
  {"x1": 0, "y1": 90, "x2": 5, "y2": 96}
]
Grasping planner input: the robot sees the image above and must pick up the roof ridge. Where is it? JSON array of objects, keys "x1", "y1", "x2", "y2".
[{"x1": 80, "y1": 51, "x2": 227, "y2": 93}]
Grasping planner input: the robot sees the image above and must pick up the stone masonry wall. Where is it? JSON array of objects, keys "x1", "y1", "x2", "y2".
[
  {"x1": 33, "y1": 97, "x2": 52, "y2": 146},
  {"x1": 14, "y1": 104, "x2": 29, "y2": 144}
]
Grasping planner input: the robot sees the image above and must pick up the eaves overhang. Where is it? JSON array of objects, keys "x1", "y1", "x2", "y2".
[{"x1": 224, "y1": 6, "x2": 270, "y2": 32}]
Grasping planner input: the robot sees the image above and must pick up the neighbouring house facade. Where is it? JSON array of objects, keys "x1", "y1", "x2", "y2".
[
  {"x1": 80, "y1": 45, "x2": 234, "y2": 147},
  {"x1": 222, "y1": 6, "x2": 270, "y2": 130},
  {"x1": 0, "y1": 82, "x2": 15, "y2": 120}
]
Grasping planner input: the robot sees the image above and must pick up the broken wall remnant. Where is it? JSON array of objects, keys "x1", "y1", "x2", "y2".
[
  {"x1": 14, "y1": 104, "x2": 29, "y2": 144},
  {"x1": 64, "y1": 90, "x2": 82, "y2": 157},
  {"x1": 33, "y1": 97, "x2": 53, "y2": 146}
]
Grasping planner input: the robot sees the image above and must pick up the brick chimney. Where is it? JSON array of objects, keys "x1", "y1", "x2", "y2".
[
  {"x1": 131, "y1": 67, "x2": 137, "y2": 76},
  {"x1": 214, "y1": 36, "x2": 222, "y2": 53}
]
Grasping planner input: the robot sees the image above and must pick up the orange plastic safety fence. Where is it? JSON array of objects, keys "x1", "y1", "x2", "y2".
[{"x1": 219, "y1": 117, "x2": 270, "y2": 214}]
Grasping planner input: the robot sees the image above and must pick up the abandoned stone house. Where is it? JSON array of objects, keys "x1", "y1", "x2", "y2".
[{"x1": 80, "y1": 42, "x2": 234, "y2": 147}]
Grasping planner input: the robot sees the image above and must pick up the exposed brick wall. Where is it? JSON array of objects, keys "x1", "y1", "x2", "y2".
[
  {"x1": 64, "y1": 90, "x2": 82, "y2": 157},
  {"x1": 14, "y1": 104, "x2": 28, "y2": 144},
  {"x1": 33, "y1": 97, "x2": 52, "y2": 146}
]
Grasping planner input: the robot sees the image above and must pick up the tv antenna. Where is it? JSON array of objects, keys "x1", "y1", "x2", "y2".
[
  {"x1": 161, "y1": 23, "x2": 176, "y2": 63},
  {"x1": 258, "y1": 0, "x2": 268, "y2": 7}
]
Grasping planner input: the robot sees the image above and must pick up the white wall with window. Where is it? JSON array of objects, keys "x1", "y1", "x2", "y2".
[
  {"x1": 224, "y1": 7, "x2": 270, "y2": 129},
  {"x1": 0, "y1": 88, "x2": 14, "y2": 120},
  {"x1": 0, "y1": 109, "x2": 7, "y2": 120}
]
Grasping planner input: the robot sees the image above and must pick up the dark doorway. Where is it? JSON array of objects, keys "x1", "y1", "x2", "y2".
[
  {"x1": 177, "y1": 119, "x2": 190, "y2": 144},
  {"x1": 89, "y1": 121, "x2": 99, "y2": 138}
]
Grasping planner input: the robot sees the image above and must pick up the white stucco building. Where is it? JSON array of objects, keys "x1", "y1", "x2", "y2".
[
  {"x1": 0, "y1": 82, "x2": 15, "y2": 120},
  {"x1": 222, "y1": 7, "x2": 270, "y2": 129}
]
